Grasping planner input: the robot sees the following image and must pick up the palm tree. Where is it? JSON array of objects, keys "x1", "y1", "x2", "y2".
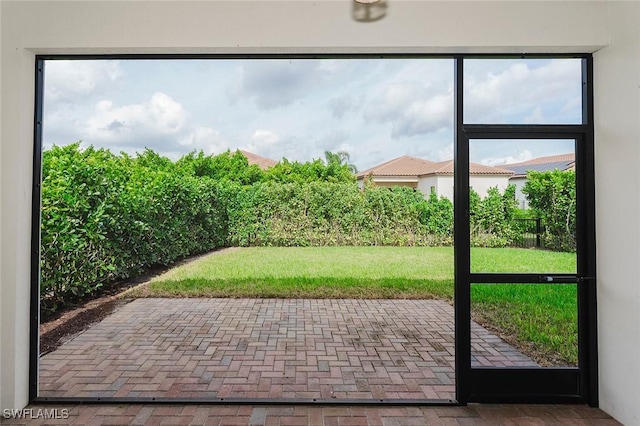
[{"x1": 324, "y1": 150, "x2": 358, "y2": 173}]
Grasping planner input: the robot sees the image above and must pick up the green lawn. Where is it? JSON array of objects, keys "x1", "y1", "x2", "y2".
[{"x1": 130, "y1": 246, "x2": 577, "y2": 366}]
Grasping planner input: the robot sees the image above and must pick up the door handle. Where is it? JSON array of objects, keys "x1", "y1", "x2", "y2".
[
  {"x1": 540, "y1": 276, "x2": 595, "y2": 283},
  {"x1": 540, "y1": 276, "x2": 579, "y2": 283}
]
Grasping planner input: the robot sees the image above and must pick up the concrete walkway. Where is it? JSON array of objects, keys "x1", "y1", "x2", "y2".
[{"x1": 39, "y1": 298, "x2": 536, "y2": 401}]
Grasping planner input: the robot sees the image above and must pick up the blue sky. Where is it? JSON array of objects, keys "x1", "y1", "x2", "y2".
[{"x1": 43, "y1": 58, "x2": 582, "y2": 171}]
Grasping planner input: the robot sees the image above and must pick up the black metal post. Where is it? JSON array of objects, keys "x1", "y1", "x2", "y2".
[
  {"x1": 30, "y1": 58, "x2": 45, "y2": 402},
  {"x1": 577, "y1": 55, "x2": 598, "y2": 407},
  {"x1": 454, "y1": 57, "x2": 471, "y2": 405}
]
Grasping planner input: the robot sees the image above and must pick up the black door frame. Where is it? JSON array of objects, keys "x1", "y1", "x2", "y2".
[{"x1": 453, "y1": 57, "x2": 598, "y2": 406}]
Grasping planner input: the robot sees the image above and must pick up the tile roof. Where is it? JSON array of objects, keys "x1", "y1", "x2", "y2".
[
  {"x1": 239, "y1": 150, "x2": 277, "y2": 170},
  {"x1": 428, "y1": 160, "x2": 514, "y2": 176},
  {"x1": 357, "y1": 156, "x2": 513, "y2": 178},
  {"x1": 357, "y1": 156, "x2": 438, "y2": 178}
]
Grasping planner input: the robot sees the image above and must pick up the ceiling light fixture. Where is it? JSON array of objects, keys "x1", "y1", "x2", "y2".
[{"x1": 352, "y1": 0, "x2": 387, "y2": 22}]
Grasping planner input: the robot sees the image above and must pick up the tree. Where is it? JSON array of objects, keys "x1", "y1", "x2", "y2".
[
  {"x1": 176, "y1": 150, "x2": 264, "y2": 185},
  {"x1": 470, "y1": 185, "x2": 519, "y2": 247},
  {"x1": 324, "y1": 150, "x2": 358, "y2": 173},
  {"x1": 522, "y1": 170, "x2": 576, "y2": 252},
  {"x1": 265, "y1": 157, "x2": 355, "y2": 184}
]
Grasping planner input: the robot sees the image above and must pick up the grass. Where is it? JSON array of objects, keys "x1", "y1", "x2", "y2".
[
  {"x1": 129, "y1": 246, "x2": 577, "y2": 366},
  {"x1": 132, "y1": 246, "x2": 455, "y2": 299},
  {"x1": 472, "y1": 283, "x2": 577, "y2": 366}
]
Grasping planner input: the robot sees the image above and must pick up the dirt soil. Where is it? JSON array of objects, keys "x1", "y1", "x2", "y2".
[{"x1": 40, "y1": 296, "x2": 132, "y2": 355}]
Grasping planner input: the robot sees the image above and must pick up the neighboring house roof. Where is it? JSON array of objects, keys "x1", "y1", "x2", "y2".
[
  {"x1": 357, "y1": 155, "x2": 438, "y2": 178},
  {"x1": 239, "y1": 150, "x2": 277, "y2": 170},
  {"x1": 357, "y1": 156, "x2": 513, "y2": 179},
  {"x1": 426, "y1": 160, "x2": 514, "y2": 176},
  {"x1": 503, "y1": 153, "x2": 575, "y2": 178}
]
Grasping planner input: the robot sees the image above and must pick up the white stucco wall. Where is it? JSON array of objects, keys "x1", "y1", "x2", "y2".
[
  {"x1": 0, "y1": 0, "x2": 3, "y2": 412},
  {"x1": 1, "y1": 2, "x2": 638, "y2": 424},
  {"x1": 510, "y1": 177, "x2": 528, "y2": 209},
  {"x1": 417, "y1": 176, "x2": 439, "y2": 198},
  {"x1": 593, "y1": 3, "x2": 640, "y2": 424},
  {"x1": 469, "y1": 176, "x2": 511, "y2": 199},
  {"x1": 418, "y1": 175, "x2": 510, "y2": 201}
]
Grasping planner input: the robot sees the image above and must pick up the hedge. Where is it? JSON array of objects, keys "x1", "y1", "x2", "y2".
[
  {"x1": 522, "y1": 170, "x2": 577, "y2": 252},
  {"x1": 40, "y1": 144, "x2": 227, "y2": 313},
  {"x1": 222, "y1": 182, "x2": 453, "y2": 247},
  {"x1": 40, "y1": 145, "x2": 546, "y2": 314}
]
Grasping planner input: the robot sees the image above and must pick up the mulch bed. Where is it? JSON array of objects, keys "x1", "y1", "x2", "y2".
[{"x1": 39, "y1": 249, "x2": 226, "y2": 355}]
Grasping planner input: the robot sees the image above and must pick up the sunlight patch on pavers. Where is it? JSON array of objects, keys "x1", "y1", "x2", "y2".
[{"x1": 39, "y1": 298, "x2": 536, "y2": 400}]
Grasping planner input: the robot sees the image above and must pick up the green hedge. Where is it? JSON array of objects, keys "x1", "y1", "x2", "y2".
[
  {"x1": 39, "y1": 145, "x2": 528, "y2": 314},
  {"x1": 470, "y1": 185, "x2": 519, "y2": 248},
  {"x1": 522, "y1": 170, "x2": 576, "y2": 252},
  {"x1": 40, "y1": 144, "x2": 227, "y2": 313},
  {"x1": 223, "y1": 182, "x2": 453, "y2": 247}
]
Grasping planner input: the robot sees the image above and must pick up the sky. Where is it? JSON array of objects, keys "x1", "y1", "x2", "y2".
[{"x1": 43, "y1": 57, "x2": 582, "y2": 171}]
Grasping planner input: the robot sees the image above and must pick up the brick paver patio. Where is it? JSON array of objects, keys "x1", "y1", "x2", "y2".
[
  {"x1": 39, "y1": 298, "x2": 536, "y2": 402},
  {"x1": 1, "y1": 403, "x2": 620, "y2": 425}
]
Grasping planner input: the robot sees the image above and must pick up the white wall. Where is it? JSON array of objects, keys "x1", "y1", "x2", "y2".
[
  {"x1": 2, "y1": 2, "x2": 638, "y2": 424},
  {"x1": 510, "y1": 177, "x2": 528, "y2": 209},
  {"x1": 593, "y1": 3, "x2": 640, "y2": 424},
  {"x1": 418, "y1": 175, "x2": 510, "y2": 201},
  {"x1": 469, "y1": 176, "x2": 510, "y2": 200},
  {"x1": 0, "y1": 0, "x2": 3, "y2": 412},
  {"x1": 418, "y1": 176, "x2": 439, "y2": 198}
]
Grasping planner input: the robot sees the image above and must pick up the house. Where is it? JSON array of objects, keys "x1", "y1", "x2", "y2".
[
  {"x1": 503, "y1": 153, "x2": 576, "y2": 208},
  {"x1": 238, "y1": 150, "x2": 277, "y2": 170},
  {"x1": 356, "y1": 155, "x2": 514, "y2": 200}
]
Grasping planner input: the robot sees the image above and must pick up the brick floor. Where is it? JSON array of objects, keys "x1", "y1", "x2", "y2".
[
  {"x1": 1, "y1": 404, "x2": 619, "y2": 425},
  {"x1": 40, "y1": 299, "x2": 535, "y2": 401}
]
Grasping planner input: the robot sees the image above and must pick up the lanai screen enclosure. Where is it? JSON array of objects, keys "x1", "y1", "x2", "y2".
[{"x1": 32, "y1": 55, "x2": 596, "y2": 406}]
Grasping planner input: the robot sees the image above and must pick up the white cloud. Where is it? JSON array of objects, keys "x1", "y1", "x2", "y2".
[
  {"x1": 314, "y1": 130, "x2": 349, "y2": 152},
  {"x1": 42, "y1": 58, "x2": 579, "y2": 169},
  {"x1": 364, "y1": 82, "x2": 453, "y2": 138},
  {"x1": 561, "y1": 96, "x2": 582, "y2": 115},
  {"x1": 436, "y1": 143, "x2": 454, "y2": 162},
  {"x1": 179, "y1": 127, "x2": 226, "y2": 155},
  {"x1": 250, "y1": 129, "x2": 280, "y2": 148},
  {"x1": 465, "y1": 59, "x2": 582, "y2": 124},
  {"x1": 87, "y1": 93, "x2": 186, "y2": 143},
  {"x1": 230, "y1": 61, "x2": 329, "y2": 110},
  {"x1": 81, "y1": 92, "x2": 225, "y2": 157},
  {"x1": 45, "y1": 60, "x2": 122, "y2": 102},
  {"x1": 524, "y1": 106, "x2": 544, "y2": 124},
  {"x1": 481, "y1": 149, "x2": 533, "y2": 166},
  {"x1": 329, "y1": 96, "x2": 357, "y2": 119},
  {"x1": 239, "y1": 129, "x2": 290, "y2": 160}
]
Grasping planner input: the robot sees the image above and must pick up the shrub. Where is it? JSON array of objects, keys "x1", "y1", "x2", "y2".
[
  {"x1": 264, "y1": 157, "x2": 356, "y2": 184},
  {"x1": 40, "y1": 144, "x2": 227, "y2": 314},
  {"x1": 223, "y1": 182, "x2": 448, "y2": 247},
  {"x1": 470, "y1": 185, "x2": 519, "y2": 247},
  {"x1": 522, "y1": 170, "x2": 576, "y2": 252},
  {"x1": 40, "y1": 145, "x2": 543, "y2": 314}
]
